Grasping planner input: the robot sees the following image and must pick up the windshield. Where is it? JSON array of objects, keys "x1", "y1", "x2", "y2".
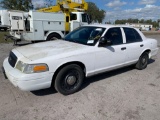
[{"x1": 64, "y1": 26, "x2": 106, "y2": 46}]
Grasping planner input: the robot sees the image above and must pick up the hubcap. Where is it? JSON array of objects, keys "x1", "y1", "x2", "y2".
[
  {"x1": 142, "y1": 58, "x2": 146, "y2": 64},
  {"x1": 61, "y1": 70, "x2": 80, "y2": 91},
  {"x1": 66, "y1": 76, "x2": 77, "y2": 85},
  {"x1": 50, "y1": 37, "x2": 58, "y2": 40}
]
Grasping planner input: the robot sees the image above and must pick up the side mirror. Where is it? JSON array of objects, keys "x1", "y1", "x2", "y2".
[{"x1": 99, "y1": 37, "x2": 112, "y2": 47}]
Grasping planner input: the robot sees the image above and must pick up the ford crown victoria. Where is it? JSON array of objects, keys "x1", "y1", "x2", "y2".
[{"x1": 2, "y1": 25, "x2": 159, "y2": 95}]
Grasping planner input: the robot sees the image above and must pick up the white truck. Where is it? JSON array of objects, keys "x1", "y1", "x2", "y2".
[
  {"x1": 0, "y1": 10, "x2": 10, "y2": 31},
  {"x1": 3, "y1": 0, "x2": 91, "y2": 44},
  {"x1": 8, "y1": 10, "x2": 90, "y2": 43}
]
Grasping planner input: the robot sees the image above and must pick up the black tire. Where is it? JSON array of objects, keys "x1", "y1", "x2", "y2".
[
  {"x1": 31, "y1": 41, "x2": 39, "y2": 43},
  {"x1": 46, "y1": 33, "x2": 61, "y2": 41},
  {"x1": 4, "y1": 28, "x2": 7, "y2": 31},
  {"x1": 54, "y1": 64, "x2": 84, "y2": 95},
  {"x1": 136, "y1": 52, "x2": 149, "y2": 70}
]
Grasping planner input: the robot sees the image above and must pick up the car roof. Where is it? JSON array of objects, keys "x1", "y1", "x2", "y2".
[{"x1": 84, "y1": 24, "x2": 135, "y2": 29}]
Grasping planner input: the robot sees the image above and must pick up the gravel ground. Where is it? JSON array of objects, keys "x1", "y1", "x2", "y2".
[{"x1": 0, "y1": 35, "x2": 160, "y2": 120}]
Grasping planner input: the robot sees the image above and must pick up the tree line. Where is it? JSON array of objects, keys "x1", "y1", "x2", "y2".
[
  {"x1": 115, "y1": 19, "x2": 159, "y2": 27},
  {"x1": 0, "y1": 0, "x2": 105, "y2": 23}
]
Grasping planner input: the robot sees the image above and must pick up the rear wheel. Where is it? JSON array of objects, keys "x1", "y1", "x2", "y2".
[
  {"x1": 136, "y1": 52, "x2": 149, "y2": 70},
  {"x1": 54, "y1": 64, "x2": 84, "y2": 95},
  {"x1": 46, "y1": 33, "x2": 61, "y2": 41},
  {"x1": 4, "y1": 28, "x2": 7, "y2": 31}
]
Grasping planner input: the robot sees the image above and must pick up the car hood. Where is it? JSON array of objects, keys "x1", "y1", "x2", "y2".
[{"x1": 15, "y1": 40, "x2": 89, "y2": 61}]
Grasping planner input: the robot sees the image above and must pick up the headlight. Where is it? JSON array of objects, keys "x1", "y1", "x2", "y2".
[{"x1": 16, "y1": 61, "x2": 49, "y2": 74}]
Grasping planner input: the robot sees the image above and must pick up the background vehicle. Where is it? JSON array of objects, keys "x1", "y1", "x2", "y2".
[
  {"x1": 9, "y1": 10, "x2": 90, "y2": 42},
  {"x1": 3, "y1": 25, "x2": 159, "y2": 95},
  {"x1": 4, "y1": 0, "x2": 91, "y2": 44},
  {"x1": 0, "y1": 10, "x2": 10, "y2": 31}
]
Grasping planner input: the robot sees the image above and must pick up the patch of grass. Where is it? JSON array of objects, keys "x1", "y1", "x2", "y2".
[{"x1": 0, "y1": 31, "x2": 12, "y2": 43}]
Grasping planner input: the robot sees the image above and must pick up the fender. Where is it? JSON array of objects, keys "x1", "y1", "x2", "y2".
[{"x1": 140, "y1": 48, "x2": 151, "y2": 58}]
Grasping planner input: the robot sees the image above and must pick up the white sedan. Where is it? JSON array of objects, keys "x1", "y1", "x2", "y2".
[{"x1": 2, "y1": 24, "x2": 159, "y2": 95}]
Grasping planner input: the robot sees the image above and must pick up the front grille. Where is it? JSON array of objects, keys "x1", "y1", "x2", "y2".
[{"x1": 8, "y1": 51, "x2": 17, "y2": 67}]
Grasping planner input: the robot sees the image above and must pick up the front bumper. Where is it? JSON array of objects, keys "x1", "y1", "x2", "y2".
[{"x1": 3, "y1": 58, "x2": 54, "y2": 91}]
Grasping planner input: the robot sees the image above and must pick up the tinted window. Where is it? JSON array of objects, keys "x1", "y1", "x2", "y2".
[
  {"x1": 70, "y1": 13, "x2": 77, "y2": 21},
  {"x1": 104, "y1": 27, "x2": 123, "y2": 45},
  {"x1": 123, "y1": 28, "x2": 142, "y2": 43},
  {"x1": 12, "y1": 16, "x2": 22, "y2": 20},
  {"x1": 132, "y1": 29, "x2": 143, "y2": 42},
  {"x1": 82, "y1": 14, "x2": 88, "y2": 22}
]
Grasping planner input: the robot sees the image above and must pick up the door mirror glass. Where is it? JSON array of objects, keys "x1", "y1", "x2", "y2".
[
  {"x1": 103, "y1": 27, "x2": 123, "y2": 45},
  {"x1": 99, "y1": 37, "x2": 112, "y2": 47}
]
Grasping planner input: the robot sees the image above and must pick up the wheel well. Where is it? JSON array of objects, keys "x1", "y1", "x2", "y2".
[
  {"x1": 47, "y1": 32, "x2": 61, "y2": 40},
  {"x1": 51, "y1": 62, "x2": 86, "y2": 86},
  {"x1": 143, "y1": 49, "x2": 151, "y2": 58}
]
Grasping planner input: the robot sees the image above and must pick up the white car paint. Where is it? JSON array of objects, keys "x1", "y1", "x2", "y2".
[{"x1": 3, "y1": 24, "x2": 159, "y2": 91}]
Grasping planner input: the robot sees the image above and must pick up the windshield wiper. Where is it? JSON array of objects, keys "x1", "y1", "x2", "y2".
[
  {"x1": 63, "y1": 38, "x2": 78, "y2": 43},
  {"x1": 71, "y1": 39, "x2": 77, "y2": 43}
]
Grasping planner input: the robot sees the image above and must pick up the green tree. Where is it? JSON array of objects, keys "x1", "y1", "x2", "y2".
[
  {"x1": 34, "y1": 0, "x2": 53, "y2": 10},
  {"x1": 152, "y1": 21, "x2": 159, "y2": 27},
  {"x1": 140, "y1": 19, "x2": 144, "y2": 23},
  {"x1": 34, "y1": 5, "x2": 46, "y2": 10},
  {"x1": 146, "y1": 19, "x2": 152, "y2": 24},
  {"x1": 115, "y1": 18, "x2": 159, "y2": 28},
  {"x1": 86, "y1": 2, "x2": 105, "y2": 23},
  {"x1": 0, "y1": 0, "x2": 33, "y2": 11}
]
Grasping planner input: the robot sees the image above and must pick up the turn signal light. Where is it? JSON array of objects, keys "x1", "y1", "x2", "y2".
[{"x1": 33, "y1": 65, "x2": 47, "y2": 72}]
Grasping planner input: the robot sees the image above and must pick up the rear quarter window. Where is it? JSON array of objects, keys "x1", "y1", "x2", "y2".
[
  {"x1": 132, "y1": 29, "x2": 143, "y2": 42},
  {"x1": 123, "y1": 28, "x2": 142, "y2": 43}
]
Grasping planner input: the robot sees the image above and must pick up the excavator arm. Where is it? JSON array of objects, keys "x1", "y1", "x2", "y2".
[
  {"x1": 38, "y1": 0, "x2": 89, "y2": 33},
  {"x1": 38, "y1": 0, "x2": 88, "y2": 12},
  {"x1": 38, "y1": 5, "x2": 62, "y2": 12}
]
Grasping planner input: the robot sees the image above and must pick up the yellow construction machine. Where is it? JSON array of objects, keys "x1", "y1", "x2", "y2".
[{"x1": 38, "y1": 0, "x2": 88, "y2": 31}]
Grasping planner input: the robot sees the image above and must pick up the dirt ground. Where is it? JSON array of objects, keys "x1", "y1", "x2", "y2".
[{"x1": 0, "y1": 34, "x2": 160, "y2": 120}]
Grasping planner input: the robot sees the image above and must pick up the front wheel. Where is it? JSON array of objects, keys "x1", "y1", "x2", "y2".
[
  {"x1": 54, "y1": 64, "x2": 84, "y2": 95},
  {"x1": 136, "y1": 52, "x2": 149, "y2": 70}
]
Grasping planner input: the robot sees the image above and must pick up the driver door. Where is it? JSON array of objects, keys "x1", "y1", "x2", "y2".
[{"x1": 94, "y1": 27, "x2": 127, "y2": 74}]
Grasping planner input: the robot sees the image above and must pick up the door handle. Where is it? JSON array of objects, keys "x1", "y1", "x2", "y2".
[
  {"x1": 140, "y1": 44, "x2": 144, "y2": 47},
  {"x1": 121, "y1": 47, "x2": 126, "y2": 50}
]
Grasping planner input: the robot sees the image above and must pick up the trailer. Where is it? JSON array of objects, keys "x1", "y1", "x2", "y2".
[{"x1": 0, "y1": 10, "x2": 10, "y2": 31}]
